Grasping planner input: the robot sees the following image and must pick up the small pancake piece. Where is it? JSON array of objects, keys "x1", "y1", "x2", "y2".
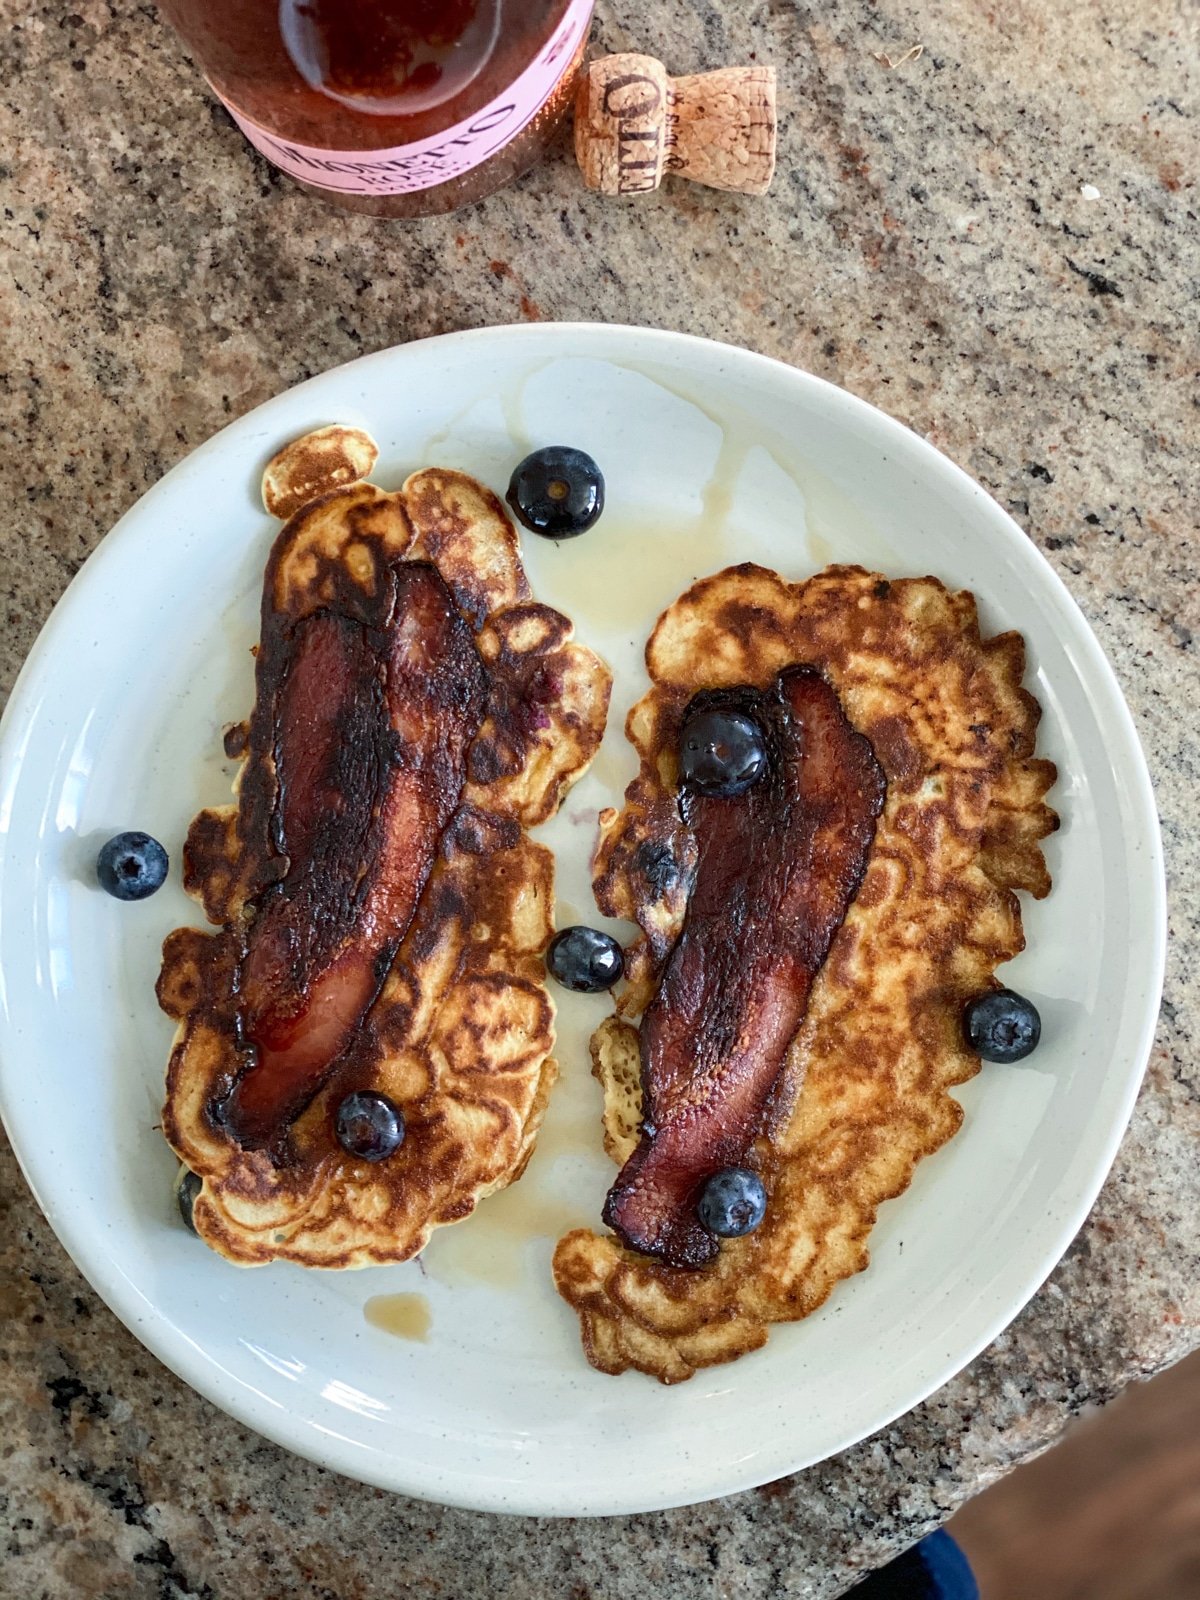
[
  {"x1": 159, "y1": 453, "x2": 611, "y2": 1269},
  {"x1": 261, "y1": 424, "x2": 380, "y2": 521},
  {"x1": 553, "y1": 563, "x2": 1057, "y2": 1382}
]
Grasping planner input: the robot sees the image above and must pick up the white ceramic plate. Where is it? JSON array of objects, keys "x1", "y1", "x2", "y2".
[{"x1": 0, "y1": 325, "x2": 1165, "y2": 1516}]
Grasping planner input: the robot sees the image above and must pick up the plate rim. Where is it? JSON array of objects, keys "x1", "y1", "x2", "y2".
[{"x1": 0, "y1": 322, "x2": 1167, "y2": 1516}]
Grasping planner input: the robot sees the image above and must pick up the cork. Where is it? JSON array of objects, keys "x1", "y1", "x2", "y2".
[{"x1": 575, "y1": 54, "x2": 776, "y2": 197}]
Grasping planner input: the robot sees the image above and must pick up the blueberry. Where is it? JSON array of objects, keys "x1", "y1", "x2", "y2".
[
  {"x1": 506, "y1": 446, "x2": 605, "y2": 540},
  {"x1": 545, "y1": 926, "x2": 624, "y2": 993},
  {"x1": 963, "y1": 988, "x2": 1041, "y2": 1063},
  {"x1": 697, "y1": 1168, "x2": 767, "y2": 1239},
  {"x1": 176, "y1": 1168, "x2": 202, "y2": 1234},
  {"x1": 335, "y1": 1090, "x2": 406, "y2": 1161},
  {"x1": 678, "y1": 709, "x2": 768, "y2": 797},
  {"x1": 96, "y1": 831, "x2": 168, "y2": 900}
]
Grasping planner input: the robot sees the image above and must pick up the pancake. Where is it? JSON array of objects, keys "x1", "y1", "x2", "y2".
[
  {"x1": 158, "y1": 433, "x2": 611, "y2": 1268},
  {"x1": 261, "y1": 423, "x2": 379, "y2": 521},
  {"x1": 553, "y1": 562, "x2": 1057, "y2": 1382}
]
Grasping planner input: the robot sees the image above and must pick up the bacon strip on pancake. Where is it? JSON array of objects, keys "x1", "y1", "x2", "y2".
[
  {"x1": 219, "y1": 562, "x2": 487, "y2": 1148},
  {"x1": 604, "y1": 667, "x2": 885, "y2": 1267}
]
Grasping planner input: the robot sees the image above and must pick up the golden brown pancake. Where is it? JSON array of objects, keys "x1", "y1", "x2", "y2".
[
  {"x1": 553, "y1": 562, "x2": 1057, "y2": 1382},
  {"x1": 260, "y1": 423, "x2": 379, "y2": 521},
  {"x1": 158, "y1": 434, "x2": 611, "y2": 1269}
]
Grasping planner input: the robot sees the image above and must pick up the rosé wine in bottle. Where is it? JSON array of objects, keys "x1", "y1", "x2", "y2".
[{"x1": 156, "y1": 0, "x2": 594, "y2": 216}]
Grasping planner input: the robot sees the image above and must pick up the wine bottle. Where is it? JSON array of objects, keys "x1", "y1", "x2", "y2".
[{"x1": 156, "y1": 0, "x2": 594, "y2": 216}]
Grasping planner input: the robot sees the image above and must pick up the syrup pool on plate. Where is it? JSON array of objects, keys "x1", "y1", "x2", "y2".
[{"x1": 363, "y1": 1292, "x2": 432, "y2": 1342}]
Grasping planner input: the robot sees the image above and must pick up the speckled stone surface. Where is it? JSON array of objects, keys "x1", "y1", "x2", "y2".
[{"x1": 1, "y1": 0, "x2": 1197, "y2": 1595}]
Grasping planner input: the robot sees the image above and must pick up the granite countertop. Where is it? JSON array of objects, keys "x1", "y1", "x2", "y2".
[{"x1": 1, "y1": 0, "x2": 1197, "y2": 1594}]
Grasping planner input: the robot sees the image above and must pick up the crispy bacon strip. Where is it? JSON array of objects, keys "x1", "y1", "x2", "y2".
[
  {"x1": 219, "y1": 562, "x2": 488, "y2": 1148},
  {"x1": 603, "y1": 667, "x2": 886, "y2": 1267}
]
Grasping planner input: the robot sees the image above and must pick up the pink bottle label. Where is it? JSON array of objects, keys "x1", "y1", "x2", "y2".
[{"x1": 219, "y1": 1, "x2": 592, "y2": 196}]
